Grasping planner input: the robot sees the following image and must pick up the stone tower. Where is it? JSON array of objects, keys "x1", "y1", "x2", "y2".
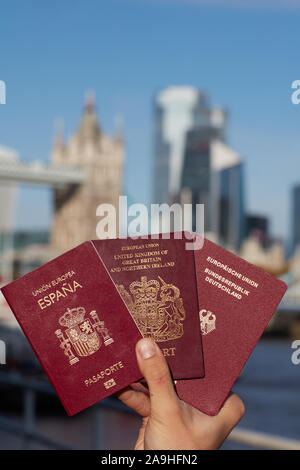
[{"x1": 51, "y1": 98, "x2": 124, "y2": 253}]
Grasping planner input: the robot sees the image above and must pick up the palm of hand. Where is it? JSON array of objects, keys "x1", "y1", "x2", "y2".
[{"x1": 120, "y1": 383, "x2": 244, "y2": 450}]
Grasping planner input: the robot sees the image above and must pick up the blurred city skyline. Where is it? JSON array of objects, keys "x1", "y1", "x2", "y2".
[{"x1": 0, "y1": 0, "x2": 300, "y2": 240}]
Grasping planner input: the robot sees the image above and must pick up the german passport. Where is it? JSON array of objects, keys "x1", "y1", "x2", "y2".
[
  {"x1": 175, "y1": 235, "x2": 287, "y2": 415},
  {"x1": 1, "y1": 241, "x2": 143, "y2": 416},
  {"x1": 93, "y1": 234, "x2": 205, "y2": 380}
]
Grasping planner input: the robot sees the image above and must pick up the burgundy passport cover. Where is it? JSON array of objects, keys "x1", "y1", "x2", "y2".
[
  {"x1": 175, "y1": 235, "x2": 287, "y2": 415},
  {"x1": 1, "y1": 241, "x2": 143, "y2": 416},
  {"x1": 93, "y1": 234, "x2": 205, "y2": 380}
]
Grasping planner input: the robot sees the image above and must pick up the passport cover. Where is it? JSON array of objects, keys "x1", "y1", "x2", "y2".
[
  {"x1": 1, "y1": 241, "x2": 143, "y2": 416},
  {"x1": 175, "y1": 235, "x2": 287, "y2": 415},
  {"x1": 92, "y1": 233, "x2": 205, "y2": 380}
]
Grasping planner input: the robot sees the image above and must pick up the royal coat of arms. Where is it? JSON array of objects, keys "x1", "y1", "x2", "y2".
[
  {"x1": 117, "y1": 276, "x2": 186, "y2": 342},
  {"x1": 55, "y1": 307, "x2": 114, "y2": 365}
]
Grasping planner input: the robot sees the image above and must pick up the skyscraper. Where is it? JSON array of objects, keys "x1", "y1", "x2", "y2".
[
  {"x1": 181, "y1": 135, "x2": 244, "y2": 248},
  {"x1": 210, "y1": 141, "x2": 245, "y2": 249},
  {"x1": 153, "y1": 86, "x2": 221, "y2": 203},
  {"x1": 153, "y1": 85, "x2": 244, "y2": 248},
  {"x1": 245, "y1": 214, "x2": 269, "y2": 244},
  {"x1": 180, "y1": 126, "x2": 218, "y2": 233}
]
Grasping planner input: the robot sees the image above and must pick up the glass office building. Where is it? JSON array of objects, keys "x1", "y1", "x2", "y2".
[
  {"x1": 153, "y1": 86, "x2": 244, "y2": 249},
  {"x1": 153, "y1": 86, "x2": 218, "y2": 203},
  {"x1": 180, "y1": 129, "x2": 244, "y2": 249},
  {"x1": 180, "y1": 126, "x2": 219, "y2": 233}
]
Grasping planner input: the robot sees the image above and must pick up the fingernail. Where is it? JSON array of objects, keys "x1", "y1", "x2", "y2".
[{"x1": 137, "y1": 338, "x2": 157, "y2": 359}]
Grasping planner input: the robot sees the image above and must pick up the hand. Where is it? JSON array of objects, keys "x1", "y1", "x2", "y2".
[{"x1": 117, "y1": 338, "x2": 245, "y2": 450}]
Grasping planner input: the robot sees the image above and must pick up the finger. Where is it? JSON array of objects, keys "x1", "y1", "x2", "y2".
[
  {"x1": 136, "y1": 338, "x2": 180, "y2": 420},
  {"x1": 134, "y1": 417, "x2": 148, "y2": 450},
  {"x1": 217, "y1": 392, "x2": 245, "y2": 435},
  {"x1": 116, "y1": 386, "x2": 150, "y2": 417},
  {"x1": 131, "y1": 382, "x2": 150, "y2": 395}
]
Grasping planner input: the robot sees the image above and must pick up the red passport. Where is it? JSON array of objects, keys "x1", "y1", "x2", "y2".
[
  {"x1": 1, "y1": 241, "x2": 143, "y2": 416},
  {"x1": 93, "y1": 234, "x2": 205, "y2": 380},
  {"x1": 175, "y1": 235, "x2": 287, "y2": 415}
]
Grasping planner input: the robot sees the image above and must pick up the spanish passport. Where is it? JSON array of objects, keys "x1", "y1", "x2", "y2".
[
  {"x1": 175, "y1": 235, "x2": 287, "y2": 416},
  {"x1": 92, "y1": 234, "x2": 205, "y2": 380},
  {"x1": 1, "y1": 241, "x2": 143, "y2": 416}
]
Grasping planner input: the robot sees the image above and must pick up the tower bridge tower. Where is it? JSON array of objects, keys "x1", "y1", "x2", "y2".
[{"x1": 51, "y1": 98, "x2": 124, "y2": 252}]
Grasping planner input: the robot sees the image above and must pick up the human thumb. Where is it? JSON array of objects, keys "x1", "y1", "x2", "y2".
[{"x1": 136, "y1": 338, "x2": 180, "y2": 419}]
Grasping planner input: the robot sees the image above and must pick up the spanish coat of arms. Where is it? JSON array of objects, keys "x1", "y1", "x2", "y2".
[
  {"x1": 55, "y1": 307, "x2": 114, "y2": 365},
  {"x1": 117, "y1": 276, "x2": 186, "y2": 342}
]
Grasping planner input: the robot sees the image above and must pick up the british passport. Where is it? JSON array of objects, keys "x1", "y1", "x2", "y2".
[
  {"x1": 92, "y1": 233, "x2": 205, "y2": 380},
  {"x1": 1, "y1": 241, "x2": 143, "y2": 416},
  {"x1": 175, "y1": 235, "x2": 287, "y2": 415}
]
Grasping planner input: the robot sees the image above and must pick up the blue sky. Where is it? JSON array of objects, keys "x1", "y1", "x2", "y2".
[{"x1": 0, "y1": 0, "x2": 299, "y2": 241}]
